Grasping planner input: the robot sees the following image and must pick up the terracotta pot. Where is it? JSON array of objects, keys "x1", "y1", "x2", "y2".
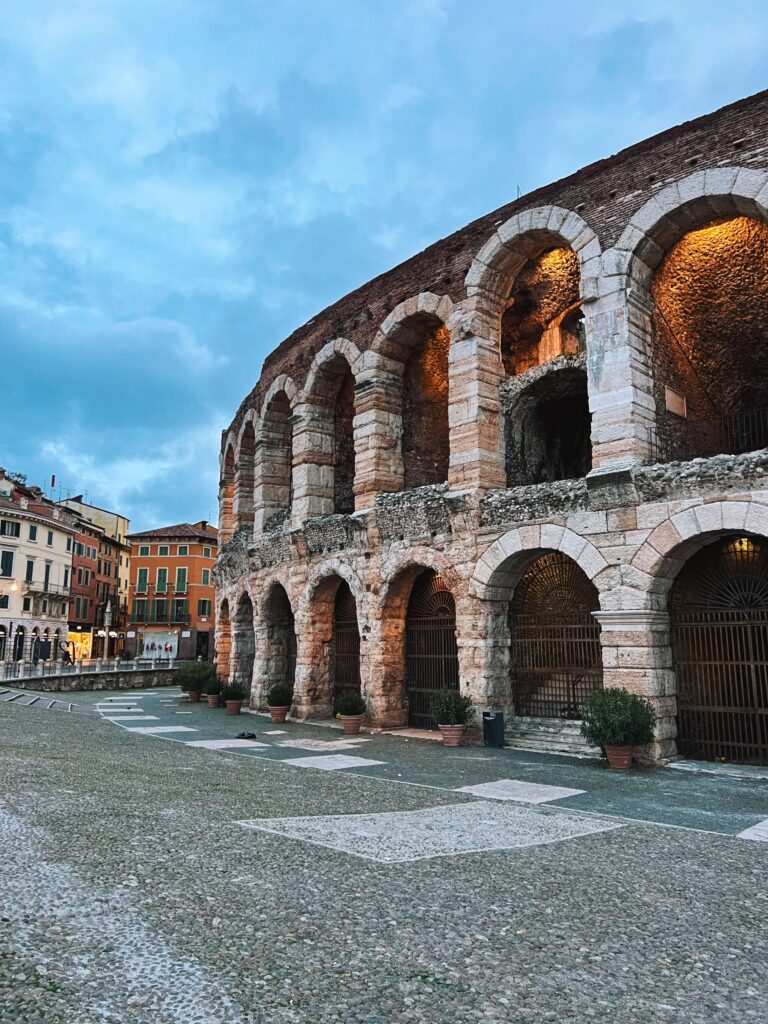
[
  {"x1": 225, "y1": 700, "x2": 243, "y2": 716},
  {"x1": 206, "y1": 694, "x2": 220, "y2": 708},
  {"x1": 438, "y1": 724, "x2": 465, "y2": 747},
  {"x1": 188, "y1": 691, "x2": 202, "y2": 703},
  {"x1": 268, "y1": 705, "x2": 289, "y2": 724},
  {"x1": 604, "y1": 744, "x2": 633, "y2": 769},
  {"x1": 340, "y1": 714, "x2": 363, "y2": 735}
]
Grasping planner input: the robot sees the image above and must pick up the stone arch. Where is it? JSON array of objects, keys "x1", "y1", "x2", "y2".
[
  {"x1": 255, "y1": 578, "x2": 297, "y2": 710},
  {"x1": 234, "y1": 412, "x2": 257, "y2": 532},
  {"x1": 232, "y1": 589, "x2": 256, "y2": 693},
  {"x1": 216, "y1": 596, "x2": 232, "y2": 683},
  {"x1": 295, "y1": 562, "x2": 366, "y2": 719},
  {"x1": 293, "y1": 339, "x2": 362, "y2": 520},
  {"x1": 218, "y1": 440, "x2": 236, "y2": 544},
  {"x1": 256, "y1": 376, "x2": 299, "y2": 533},
  {"x1": 631, "y1": 500, "x2": 768, "y2": 605},
  {"x1": 465, "y1": 205, "x2": 601, "y2": 328}
]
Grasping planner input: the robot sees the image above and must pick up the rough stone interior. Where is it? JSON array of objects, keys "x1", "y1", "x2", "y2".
[{"x1": 402, "y1": 321, "x2": 450, "y2": 489}]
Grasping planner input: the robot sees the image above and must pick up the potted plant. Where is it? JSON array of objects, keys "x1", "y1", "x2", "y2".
[
  {"x1": 266, "y1": 683, "x2": 293, "y2": 723},
  {"x1": 431, "y1": 689, "x2": 474, "y2": 747},
  {"x1": 205, "y1": 679, "x2": 222, "y2": 708},
  {"x1": 222, "y1": 682, "x2": 246, "y2": 716},
  {"x1": 580, "y1": 688, "x2": 656, "y2": 769},
  {"x1": 177, "y1": 662, "x2": 216, "y2": 703},
  {"x1": 333, "y1": 690, "x2": 367, "y2": 735}
]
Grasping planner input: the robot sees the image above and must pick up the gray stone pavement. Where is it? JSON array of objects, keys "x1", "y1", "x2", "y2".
[{"x1": 0, "y1": 690, "x2": 767, "y2": 1023}]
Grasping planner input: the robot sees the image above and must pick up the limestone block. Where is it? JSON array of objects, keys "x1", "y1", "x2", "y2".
[
  {"x1": 733, "y1": 166, "x2": 768, "y2": 200},
  {"x1": 693, "y1": 503, "x2": 723, "y2": 534},
  {"x1": 745, "y1": 502, "x2": 768, "y2": 536},
  {"x1": 721, "y1": 501, "x2": 750, "y2": 531}
]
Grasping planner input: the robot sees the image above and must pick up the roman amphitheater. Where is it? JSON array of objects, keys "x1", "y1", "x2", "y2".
[{"x1": 215, "y1": 90, "x2": 768, "y2": 765}]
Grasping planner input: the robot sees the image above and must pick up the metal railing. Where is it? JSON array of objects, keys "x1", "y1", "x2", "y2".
[{"x1": 647, "y1": 405, "x2": 768, "y2": 464}]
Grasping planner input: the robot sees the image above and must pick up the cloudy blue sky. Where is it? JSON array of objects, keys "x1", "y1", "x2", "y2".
[{"x1": 2, "y1": 1, "x2": 767, "y2": 530}]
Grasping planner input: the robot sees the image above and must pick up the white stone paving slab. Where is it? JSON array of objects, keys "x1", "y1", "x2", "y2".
[
  {"x1": 185, "y1": 739, "x2": 271, "y2": 750},
  {"x1": 124, "y1": 726, "x2": 198, "y2": 734},
  {"x1": 237, "y1": 801, "x2": 622, "y2": 863},
  {"x1": 175, "y1": 711, "x2": 193, "y2": 715},
  {"x1": 737, "y1": 818, "x2": 768, "y2": 842},
  {"x1": 456, "y1": 779, "x2": 585, "y2": 804},
  {"x1": 278, "y1": 754, "x2": 385, "y2": 771},
  {"x1": 264, "y1": 730, "x2": 286, "y2": 735},
  {"x1": 104, "y1": 715, "x2": 159, "y2": 722},
  {"x1": 275, "y1": 738, "x2": 371, "y2": 752}
]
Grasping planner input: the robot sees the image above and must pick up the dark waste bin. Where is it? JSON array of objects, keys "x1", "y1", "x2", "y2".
[{"x1": 482, "y1": 710, "x2": 505, "y2": 748}]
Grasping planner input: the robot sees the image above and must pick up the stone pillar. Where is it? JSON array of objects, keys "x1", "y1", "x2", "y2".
[
  {"x1": 456, "y1": 597, "x2": 512, "y2": 716},
  {"x1": 364, "y1": 612, "x2": 408, "y2": 728},
  {"x1": 586, "y1": 283, "x2": 655, "y2": 470},
  {"x1": 291, "y1": 400, "x2": 335, "y2": 527},
  {"x1": 593, "y1": 609, "x2": 676, "y2": 760},
  {"x1": 291, "y1": 605, "x2": 333, "y2": 721},
  {"x1": 353, "y1": 355, "x2": 404, "y2": 510},
  {"x1": 447, "y1": 307, "x2": 506, "y2": 493},
  {"x1": 218, "y1": 481, "x2": 234, "y2": 545}
]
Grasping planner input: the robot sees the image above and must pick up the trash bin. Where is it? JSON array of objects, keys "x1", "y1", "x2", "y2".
[{"x1": 482, "y1": 710, "x2": 504, "y2": 747}]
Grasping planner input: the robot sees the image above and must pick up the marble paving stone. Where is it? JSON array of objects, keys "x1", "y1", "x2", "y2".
[
  {"x1": 264, "y1": 730, "x2": 286, "y2": 735},
  {"x1": 737, "y1": 818, "x2": 768, "y2": 841},
  {"x1": 278, "y1": 754, "x2": 386, "y2": 771},
  {"x1": 456, "y1": 779, "x2": 585, "y2": 804},
  {"x1": 184, "y1": 739, "x2": 271, "y2": 750},
  {"x1": 175, "y1": 711, "x2": 193, "y2": 715},
  {"x1": 275, "y1": 738, "x2": 371, "y2": 752},
  {"x1": 104, "y1": 715, "x2": 160, "y2": 722},
  {"x1": 124, "y1": 726, "x2": 198, "y2": 734},
  {"x1": 237, "y1": 801, "x2": 622, "y2": 863}
]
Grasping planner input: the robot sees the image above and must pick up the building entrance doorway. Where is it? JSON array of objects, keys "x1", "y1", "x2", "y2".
[
  {"x1": 405, "y1": 570, "x2": 458, "y2": 728},
  {"x1": 670, "y1": 536, "x2": 768, "y2": 765},
  {"x1": 330, "y1": 581, "x2": 361, "y2": 700},
  {"x1": 509, "y1": 552, "x2": 602, "y2": 719}
]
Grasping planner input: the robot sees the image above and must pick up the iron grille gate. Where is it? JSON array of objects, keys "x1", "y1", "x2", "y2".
[
  {"x1": 671, "y1": 610, "x2": 768, "y2": 765},
  {"x1": 510, "y1": 613, "x2": 602, "y2": 719},
  {"x1": 405, "y1": 571, "x2": 459, "y2": 728},
  {"x1": 330, "y1": 582, "x2": 361, "y2": 697}
]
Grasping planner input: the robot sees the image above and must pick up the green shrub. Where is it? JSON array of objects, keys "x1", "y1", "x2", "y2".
[
  {"x1": 333, "y1": 690, "x2": 366, "y2": 716},
  {"x1": 267, "y1": 683, "x2": 293, "y2": 707},
  {"x1": 222, "y1": 683, "x2": 246, "y2": 701},
  {"x1": 580, "y1": 688, "x2": 656, "y2": 749},
  {"x1": 176, "y1": 661, "x2": 216, "y2": 692},
  {"x1": 205, "y1": 678, "x2": 222, "y2": 696},
  {"x1": 431, "y1": 689, "x2": 474, "y2": 726}
]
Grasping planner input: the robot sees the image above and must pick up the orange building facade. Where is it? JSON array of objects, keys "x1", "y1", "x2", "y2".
[{"x1": 124, "y1": 521, "x2": 218, "y2": 661}]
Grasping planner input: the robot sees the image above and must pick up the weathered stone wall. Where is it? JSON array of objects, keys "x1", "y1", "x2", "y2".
[{"x1": 9, "y1": 669, "x2": 178, "y2": 692}]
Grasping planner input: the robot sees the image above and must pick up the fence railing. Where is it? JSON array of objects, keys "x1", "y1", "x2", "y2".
[{"x1": 647, "y1": 405, "x2": 768, "y2": 465}]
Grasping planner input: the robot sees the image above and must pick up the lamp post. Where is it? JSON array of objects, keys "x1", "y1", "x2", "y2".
[{"x1": 103, "y1": 599, "x2": 112, "y2": 659}]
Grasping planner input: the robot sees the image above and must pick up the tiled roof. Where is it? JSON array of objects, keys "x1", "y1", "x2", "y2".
[{"x1": 127, "y1": 522, "x2": 218, "y2": 541}]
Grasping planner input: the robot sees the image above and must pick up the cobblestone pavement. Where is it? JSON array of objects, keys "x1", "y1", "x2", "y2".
[{"x1": 1, "y1": 690, "x2": 767, "y2": 1023}]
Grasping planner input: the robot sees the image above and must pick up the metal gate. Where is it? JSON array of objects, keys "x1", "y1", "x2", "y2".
[
  {"x1": 671, "y1": 537, "x2": 768, "y2": 765},
  {"x1": 405, "y1": 570, "x2": 458, "y2": 728},
  {"x1": 330, "y1": 581, "x2": 361, "y2": 697},
  {"x1": 509, "y1": 552, "x2": 602, "y2": 719}
]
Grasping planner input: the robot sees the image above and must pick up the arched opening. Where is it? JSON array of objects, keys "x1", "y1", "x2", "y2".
[
  {"x1": 263, "y1": 583, "x2": 296, "y2": 697},
  {"x1": 12, "y1": 626, "x2": 25, "y2": 661},
  {"x1": 331, "y1": 580, "x2": 361, "y2": 701},
  {"x1": 670, "y1": 535, "x2": 768, "y2": 765},
  {"x1": 235, "y1": 422, "x2": 255, "y2": 530},
  {"x1": 0, "y1": 626, "x2": 6, "y2": 661},
  {"x1": 405, "y1": 569, "x2": 459, "y2": 728},
  {"x1": 232, "y1": 592, "x2": 255, "y2": 692},
  {"x1": 219, "y1": 445, "x2": 235, "y2": 543},
  {"x1": 504, "y1": 367, "x2": 591, "y2": 486},
  {"x1": 216, "y1": 599, "x2": 231, "y2": 683},
  {"x1": 260, "y1": 390, "x2": 293, "y2": 530},
  {"x1": 509, "y1": 552, "x2": 602, "y2": 719},
  {"x1": 649, "y1": 216, "x2": 768, "y2": 462},
  {"x1": 332, "y1": 362, "x2": 356, "y2": 514},
  {"x1": 499, "y1": 247, "x2": 591, "y2": 485},
  {"x1": 397, "y1": 314, "x2": 450, "y2": 489}
]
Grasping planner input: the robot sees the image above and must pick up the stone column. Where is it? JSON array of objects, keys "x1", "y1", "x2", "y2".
[
  {"x1": 586, "y1": 282, "x2": 655, "y2": 470},
  {"x1": 456, "y1": 596, "x2": 512, "y2": 715},
  {"x1": 363, "y1": 612, "x2": 408, "y2": 728},
  {"x1": 447, "y1": 306, "x2": 506, "y2": 494},
  {"x1": 291, "y1": 400, "x2": 334, "y2": 527},
  {"x1": 593, "y1": 609, "x2": 676, "y2": 760},
  {"x1": 353, "y1": 355, "x2": 405, "y2": 510}
]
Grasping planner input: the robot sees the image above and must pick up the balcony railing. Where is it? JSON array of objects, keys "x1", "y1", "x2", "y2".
[
  {"x1": 23, "y1": 581, "x2": 71, "y2": 597},
  {"x1": 648, "y1": 405, "x2": 768, "y2": 465}
]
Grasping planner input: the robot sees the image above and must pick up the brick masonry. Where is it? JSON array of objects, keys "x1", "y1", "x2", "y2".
[{"x1": 215, "y1": 91, "x2": 768, "y2": 761}]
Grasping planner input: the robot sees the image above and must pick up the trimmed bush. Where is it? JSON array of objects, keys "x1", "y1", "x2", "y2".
[
  {"x1": 333, "y1": 690, "x2": 366, "y2": 717},
  {"x1": 222, "y1": 683, "x2": 246, "y2": 702},
  {"x1": 267, "y1": 683, "x2": 293, "y2": 707},
  {"x1": 431, "y1": 689, "x2": 474, "y2": 726},
  {"x1": 580, "y1": 688, "x2": 656, "y2": 749},
  {"x1": 176, "y1": 662, "x2": 217, "y2": 693},
  {"x1": 205, "y1": 678, "x2": 222, "y2": 696}
]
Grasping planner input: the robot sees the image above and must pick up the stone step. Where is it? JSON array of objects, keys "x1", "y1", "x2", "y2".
[
  {"x1": 505, "y1": 735, "x2": 598, "y2": 757},
  {"x1": 504, "y1": 716, "x2": 598, "y2": 756}
]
